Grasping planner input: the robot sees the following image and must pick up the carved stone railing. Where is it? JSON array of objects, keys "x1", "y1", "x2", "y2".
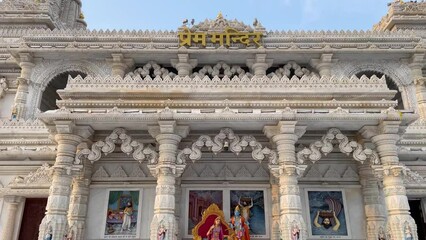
[{"x1": 65, "y1": 74, "x2": 390, "y2": 91}]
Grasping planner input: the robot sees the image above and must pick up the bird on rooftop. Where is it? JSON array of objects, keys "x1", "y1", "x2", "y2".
[
  {"x1": 253, "y1": 18, "x2": 258, "y2": 27},
  {"x1": 182, "y1": 19, "x2": 188, "y2": 25},
  {"x1": 191, "y1": 19, "x2": 195, "y2": 25}
]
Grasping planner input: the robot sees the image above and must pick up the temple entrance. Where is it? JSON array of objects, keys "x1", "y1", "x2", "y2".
[
  {"x1": 18, "y1": 198, "x2": 47, "y2": 240},
  {"x1": 409, "y1": 200, "x2": 426, "y2": 240}
]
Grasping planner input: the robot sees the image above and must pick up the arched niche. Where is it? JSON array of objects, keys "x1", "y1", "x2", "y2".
[
  {"x1": 341, "y1": 61, "x2": 416, "y2": 111},
  {"x1": 355, "y1": 70, "x2": 404, "y2": 109},
  {"x1": 27, "y1": 60, "x2": 110, "y2": 118},
  {"x1": 39, "y1": 71, "x2": 86, "y2": 112}
]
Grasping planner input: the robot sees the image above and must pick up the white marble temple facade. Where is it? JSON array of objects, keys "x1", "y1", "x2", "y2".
[{"x1": 1, "y1": 1, "x2": 426, "y2": 240}]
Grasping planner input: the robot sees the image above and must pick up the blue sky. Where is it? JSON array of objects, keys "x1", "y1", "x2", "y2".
[{"x1": 82, "y1": 0, "x2": 391, "y2": 31}]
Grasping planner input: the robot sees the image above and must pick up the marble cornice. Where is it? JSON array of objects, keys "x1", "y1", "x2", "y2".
[
  {"x1": 37, "y1": 111, "x2": 418, "y2": 126},
  {"x1": 56, "y1": 100, "x2": 397, "y2": 110},
  {"x1": 1, "y1": 28, "x2": 423, "y2": 53}
]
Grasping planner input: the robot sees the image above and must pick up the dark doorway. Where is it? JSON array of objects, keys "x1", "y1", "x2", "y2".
[
  {"x1": 18, "y1": 198, "x2": 47, "y2": 240},
  {"x1": 409, "y1": 200, "x2": 426, "y2": 240},
  {"x1": 40, "y1": 71, "x2": 86, "y2": 112}
]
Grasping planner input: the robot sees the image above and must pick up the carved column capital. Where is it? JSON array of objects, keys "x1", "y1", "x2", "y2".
[
  {"x1": 269, "y1": 164, "x2": 307, "y2": 179},
  {"x1": 4, "y1": 195, "x2": 24, "y2": 204},
  {"x1": 246, "y1": 53, "x2": 273, "y2": 77},
  {"x1": 49, "y1": 121, "x2": 94, "y2": 138},
  {"x1": 263, "y1": 121, "x2": 306, "y2": 139},
  {"x1": 171, "y1": 53, "x2": 198, "y2": 76},
  {"x1": 107, "y1": 53, "x2": 134, "y2": 77},
  {"x1": 148, "y1": 121, "x2": 189, "y2": 139},
  {"x1": 407, "y1": 53, "x2": 425, "y2": 78},
  {"x1": 310, "y1": 53, "x2": 338, "y2": 77}
]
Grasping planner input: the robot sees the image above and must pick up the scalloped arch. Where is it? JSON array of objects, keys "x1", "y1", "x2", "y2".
[
  {"x1": 32, "y1": 60, "x2": 108, "y2": 90},
  {"x1": 27, "y1": 60, "x2": 110, "y2": 118},
  {"x1": 343, "y1": 62, "x2": 412, "y2": 88}
]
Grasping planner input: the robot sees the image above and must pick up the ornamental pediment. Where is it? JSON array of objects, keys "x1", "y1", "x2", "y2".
[
  {"x1": 184, "y1": 12, "x2": 260, "y2": 33},
  {"x1": 178, "y1": 13, "x2": 265, "y2": 48}
]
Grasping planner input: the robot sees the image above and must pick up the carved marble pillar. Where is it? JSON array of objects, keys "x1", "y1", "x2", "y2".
[
  {"x1": 38, "y1": 121, "x2": 93, "y2": 240},
  {"x1": 108, "y1": 53, "x2": 134, "y2": 77},
  {"x1": 247, "y1": 53, "x2": 273, "y2": 77},
  {"x1": 148, "y1": 121, "x2": 189, "y2": 240},
  {"x1": 270, "y1": 176, "x2": 281, "y2": 240},
  {"x1": 1, "y1": 196, "x2": 24, "y2": 240},
  {"x1": 174, "y1": 178, "x2": 182, "y2": 239},
  {"x1": 310, "y1": 53, "x2": 336, "y2": 77},
  {"x1": 67, "y1": 159, "x2": 93, "y2": 240},
  {"x1": 13, "y1": 53, "x2": 35, "y2": 119},
  {"x1": 264, "y1": 121, "x2": 307, "y2": 240},
  {"x1": 359, "y1": 165, "x2": 387, "y2": 240},
  {"x1": 415, "y1": 78, "x2": 426, "y2": 119},
  {"x1": 363, "y1": 121, "x2": 418, "y2": 240},
  {"x1": 409, "y1": 53, "x2": 425, "y2": 119},
  {"x1": 171, "y1": 54, "x2": 198, "y2": 77}
]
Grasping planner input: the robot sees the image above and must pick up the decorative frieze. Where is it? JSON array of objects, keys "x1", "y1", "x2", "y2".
[
  {"x1": 191, "y1": 62, "x2": 252, "y2": 78},
  {"x1": 297, "y1": 128, "x2": 380, "y2": 164},
  {"x1": 75, "y1": 128, "x2": 158, "y2": 164},
  {"x1": 66, "y1": 74, "x2": 390, "y2": 91},
  {"x1": 8, "y1": 163, "x2": 52, "y2": 187},
  {"x1": 177, "y1": 128, "x2": 277, "y2": 164},
  {"x1": 267, "y1": 61, "x2": 317, "y2": 78},
  {"x1": 91, "y1": 165, "x2": 151, "y2": 181},
  {"x1": 125, "y1": 61, "x2": 176, "y2": 78}
]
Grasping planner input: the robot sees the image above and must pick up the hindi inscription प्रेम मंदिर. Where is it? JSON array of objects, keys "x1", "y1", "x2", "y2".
[{"x1": 178, "y1": 27, "x2": 263, "y2": 48}]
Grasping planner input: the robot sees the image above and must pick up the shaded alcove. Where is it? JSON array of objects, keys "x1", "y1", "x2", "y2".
[
  {"x1": 39, "y1": 71, "x2": 86, "y2": 112},
  {"x1": 355, "y1": 71, "x2": 404, "y2": 109}
]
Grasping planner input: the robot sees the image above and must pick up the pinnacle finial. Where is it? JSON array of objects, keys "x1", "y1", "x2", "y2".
[{"x1": 217, "y1": 12, "x2": 224, "y2": 19}]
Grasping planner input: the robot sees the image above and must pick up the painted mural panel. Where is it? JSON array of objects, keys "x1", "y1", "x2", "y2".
[
  {"x1": 306, "y1": 190, "x2": 350, "y2": 239},
  {"x1": 187, "y1": 190, "x2": 223, "y2": 234},
  {"x1": 230, "y1": 190, "x2": 266, "y2": 237},
  {"x1": 104, "y1": 190, "x2": 141, "y2": 239}
]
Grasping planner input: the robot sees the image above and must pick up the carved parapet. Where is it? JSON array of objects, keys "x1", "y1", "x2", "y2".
[
  {"x1": 75, "y1": 128, "x2": 158, "y2": 164},
  {"x1": 177, "y1": 128, "x2": 277, "y2": 164},
  {"x1": 296, "y1": 128, "x2": 380, "y2": 164},
  {"x1": 65, "y1": 74, "x2": 390, "y2": 91}
]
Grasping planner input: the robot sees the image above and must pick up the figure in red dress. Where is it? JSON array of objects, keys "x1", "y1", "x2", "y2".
[{"x1": 207, "y1": 217, "x2": 224, "y2": 240}]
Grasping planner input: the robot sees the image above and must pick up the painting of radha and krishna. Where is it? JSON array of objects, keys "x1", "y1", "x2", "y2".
[
  {"x1": 104, "y1": 190, "x2": 141, "y2": 239},
  {"x1": 189, "y1": 189, "x2": 266, "y2": 240}
]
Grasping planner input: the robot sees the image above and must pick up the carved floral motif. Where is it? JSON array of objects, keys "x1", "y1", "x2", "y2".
[
  {"x1": 267, "y1": 61, "x2": 317, "y2": 78},
  {"x1": 125, "y1": 61, "x2": 176, "y2": 78},
  {"x1": 191, "y1": 62, "x2": 252, "y2": 78}
]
